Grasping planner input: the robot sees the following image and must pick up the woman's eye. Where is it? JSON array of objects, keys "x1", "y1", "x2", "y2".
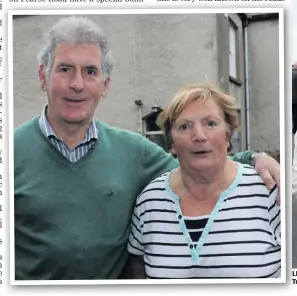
[
  {"x1": 178, "y1": 123, "x2": 190, "y2": 131},
  {"x1": 207, "y1": 120, "x2": 218, "y2": 127}
]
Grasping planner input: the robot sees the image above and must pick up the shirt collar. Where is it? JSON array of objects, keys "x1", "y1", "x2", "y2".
[{"x1": 39, "y1": 105, "x2": 98, "y2": 142}]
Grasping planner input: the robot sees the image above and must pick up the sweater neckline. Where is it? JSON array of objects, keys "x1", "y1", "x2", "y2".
[{"x1": 33, "y1": 117, "x2": 102, "y2": 171}]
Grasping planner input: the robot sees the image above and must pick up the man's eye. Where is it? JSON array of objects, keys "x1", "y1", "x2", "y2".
[
  {"x1": 59, "y1": 67, "x2": 70, "y2": 73},
  {"x1": 86, "y1": 68, "x2": 97, "y2": 75}
]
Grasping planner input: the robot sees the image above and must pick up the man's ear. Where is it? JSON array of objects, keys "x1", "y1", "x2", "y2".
[
  {"x1": 101, "y1": 76, "x2": 110, "y2": 98},
  {"x1": 38, "y1": 64, "x2": 47, "y2": 92}
]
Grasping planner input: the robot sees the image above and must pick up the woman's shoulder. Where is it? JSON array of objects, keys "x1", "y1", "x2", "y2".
[
  {"x1": 236, "y1": 164, "x2": 278, "y2": 203},
  {"x1": 239, "y1": 164, "x2": 265, "y2": 183},
  {"x1": 136, "y1": 172, "x2": 172, "y2": 206}
]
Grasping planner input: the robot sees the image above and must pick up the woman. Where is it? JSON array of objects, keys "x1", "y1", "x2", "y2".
[{"x1": 127, "y1": 84, "x2": 280, "y2": 279}]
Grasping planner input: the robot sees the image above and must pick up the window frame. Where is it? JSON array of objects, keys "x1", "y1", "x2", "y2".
[{"x1": 228, "y1": 18, "x2": 242, "y2": 85}]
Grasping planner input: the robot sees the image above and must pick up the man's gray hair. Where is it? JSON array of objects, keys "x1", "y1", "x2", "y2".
[{"x1": 38, "y1": 16, "x2": 114, "y2": 80}]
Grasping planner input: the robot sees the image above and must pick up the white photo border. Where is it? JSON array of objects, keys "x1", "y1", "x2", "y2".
[{"x1": 8, "y1": 7, "x2": 286, "y2": 287}]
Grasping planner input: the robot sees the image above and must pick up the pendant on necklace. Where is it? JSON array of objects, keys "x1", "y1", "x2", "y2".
[{"x1": 187, "y1": 195, "x2": 200, "y2": 209}]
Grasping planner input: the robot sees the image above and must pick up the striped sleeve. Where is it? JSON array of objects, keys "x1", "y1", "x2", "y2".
[
  {"x1": 268, "y1": 185, "x2": 281, "y2": 245},
  {"x1": 128, "y1": 198, "x2": 144, "y2": 256}
]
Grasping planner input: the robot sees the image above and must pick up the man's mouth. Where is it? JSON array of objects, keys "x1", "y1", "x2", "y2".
[{"x1": 64, "y1": 98, "x2": 85, "y2": 103}]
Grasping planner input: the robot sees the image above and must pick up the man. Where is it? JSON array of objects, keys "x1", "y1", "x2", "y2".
[{"x1": 14, "y1": 16, "x2": 280, "y2": 280}]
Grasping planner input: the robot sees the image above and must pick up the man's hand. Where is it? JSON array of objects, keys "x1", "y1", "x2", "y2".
[{"x1": 253, "y1": 152, "x2": 280, "y2": 204}]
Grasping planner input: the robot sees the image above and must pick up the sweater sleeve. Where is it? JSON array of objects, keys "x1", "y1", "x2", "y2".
[
  {"x1": 141, "y1": 137, "x2": 178, "y2": 187},
  {"x1": 230, "y1": 150, "x2": 254, "y2": 165}
]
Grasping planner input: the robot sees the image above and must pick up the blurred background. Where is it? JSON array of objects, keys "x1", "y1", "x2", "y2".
[{"x1": 13, "y1": 13, "x2": 280, "y2": 160}]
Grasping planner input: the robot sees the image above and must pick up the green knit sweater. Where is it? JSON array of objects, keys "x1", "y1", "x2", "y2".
[{"x1": 14, "y1": 117, "x2": 253, "y2": 280}]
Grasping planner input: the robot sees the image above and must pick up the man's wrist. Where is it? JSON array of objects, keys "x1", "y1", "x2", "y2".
[
  {"x1": 250, "y1": 152, "x2": 266, "y2": 166},
  {"x1": 250, "y1": 152, "x2": 257, "y2": 167}
]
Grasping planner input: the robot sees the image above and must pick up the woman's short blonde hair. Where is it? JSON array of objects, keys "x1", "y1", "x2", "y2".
[{"x1": 157, "y1": 84, "x2": 240, "y2": 151}]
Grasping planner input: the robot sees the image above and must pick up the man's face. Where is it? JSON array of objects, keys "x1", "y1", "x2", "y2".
[{"x1": 39, "y1": 43, "x2": 110, "y2": 125}]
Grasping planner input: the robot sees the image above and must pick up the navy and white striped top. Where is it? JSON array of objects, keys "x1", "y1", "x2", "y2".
[
  {"x1": 38, "y1": 106, "x2": 98, "y2": 162},
  {"x1": 128, "y1": 164, "x2": 281, "y2": 279}
]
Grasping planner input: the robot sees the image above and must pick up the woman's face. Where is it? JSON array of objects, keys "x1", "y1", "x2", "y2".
[{"x1": 171, "y1": 99, "x2": 230, "y2": 173}]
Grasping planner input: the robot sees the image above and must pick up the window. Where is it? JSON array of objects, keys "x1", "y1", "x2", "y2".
[
  {"x1": 229, "y1": 21, "x2": 238, "y2": 79},
  {"x1": 229, "y1": 109, "x2": 241, "y2": 155},
  {"x1": 143, "y1": 107, "x2": 169, "y2": 152}
]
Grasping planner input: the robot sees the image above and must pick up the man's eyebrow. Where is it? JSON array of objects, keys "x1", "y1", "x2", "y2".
[
  {"x1": 57, "y1": 63, "x2": 100, "y2": 69},
  {"x1": 85, "y1": 65, "x2": 100, "y2": 69},
  {"x1": 55, "y1": 63, "x2": 101, "y2": 72},
  {"x1": 57, "y1": 62, "x2": 74, "y2": 68}
]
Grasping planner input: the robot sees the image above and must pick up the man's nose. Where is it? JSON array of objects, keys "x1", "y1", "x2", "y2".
[{"x1": 70, "y1": 71, "x2": 84, "y2": 92}]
